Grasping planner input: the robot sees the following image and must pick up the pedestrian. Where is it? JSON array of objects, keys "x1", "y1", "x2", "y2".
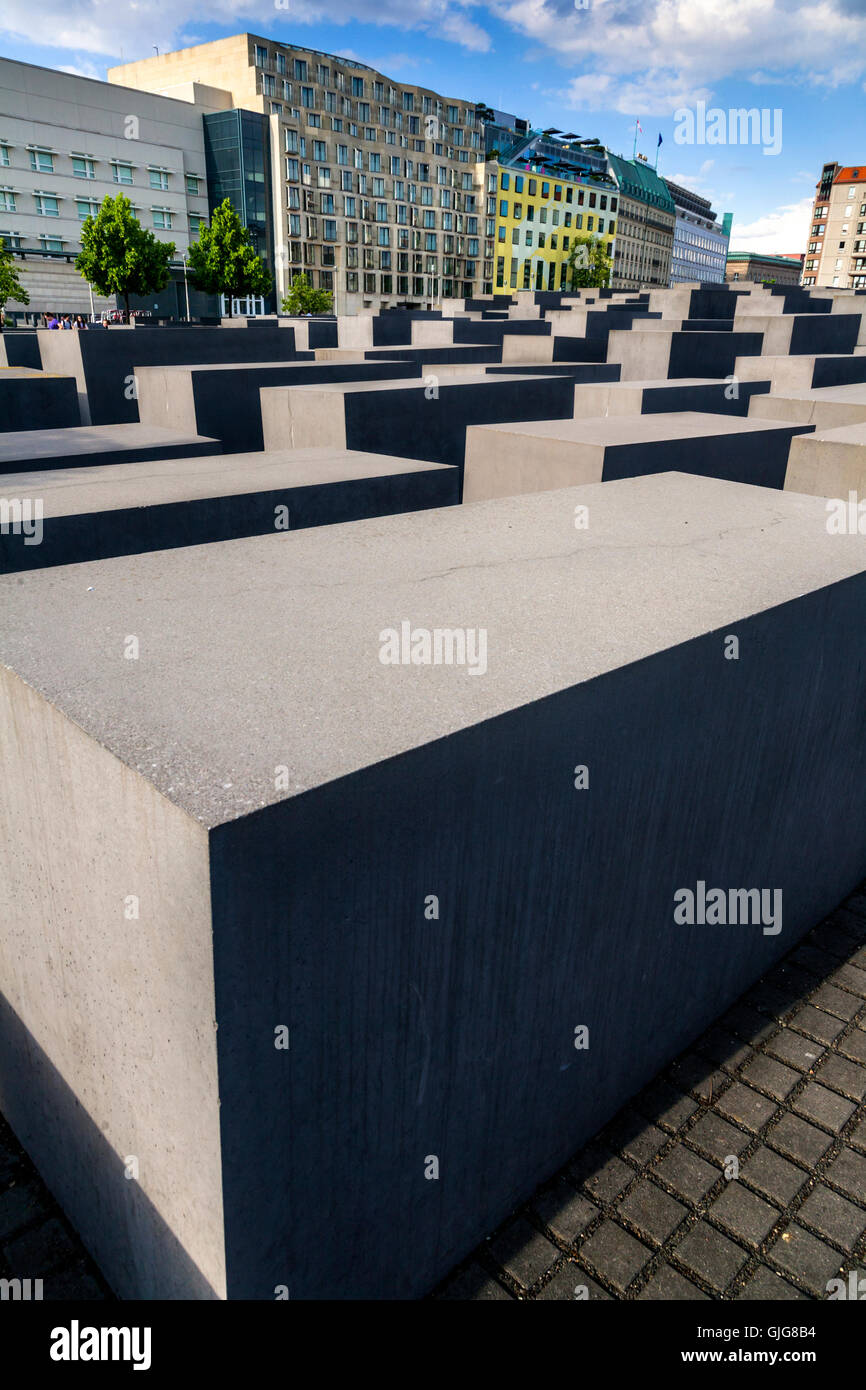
[{"x1": 47, "y1": 313, "x2": 60, "y2": 329}]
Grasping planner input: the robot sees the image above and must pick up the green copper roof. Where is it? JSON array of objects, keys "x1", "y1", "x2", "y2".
[{"x1": 607, "y1": 152, "x2": 675, "y2": 213}]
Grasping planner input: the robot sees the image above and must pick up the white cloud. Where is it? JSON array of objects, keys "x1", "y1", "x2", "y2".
[{"x1": 728, "y1": 195, "x2": 812, "y2": 252}]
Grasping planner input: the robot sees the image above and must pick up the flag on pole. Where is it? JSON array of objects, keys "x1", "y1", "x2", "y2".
[
  {"x1": 636, "y1": 118, "x2": 643, "y2": 133},
  {"x1": 658, "y1": 133, "x2": 663, "y2": 147}
]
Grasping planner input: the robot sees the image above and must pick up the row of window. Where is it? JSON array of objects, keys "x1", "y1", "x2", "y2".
[
  {"x1": 497, "y1": 172, "x2": 617, "y2": 213},
  {"x1": 0, "y1": 187, "x2": 195, "y2": 231},
  {"x1": 494, "y1": 255, "x2": 571, "y2": 291},
  {"x1": 262, "y1": 79, "x2": 477, "y2": 144},
  {"x1": 0, "y1": 144, "x2": 201, "y2": 194},
  {"x1": 252, "y1": 47, "x2": 474, "y2": 125}
]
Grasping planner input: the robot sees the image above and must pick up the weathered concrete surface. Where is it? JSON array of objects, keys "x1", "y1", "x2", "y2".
[
  {"x1": 2, "y1": 472, "x2": 866, "y2": 1299},
  {"x1": 749, "y1": 383, "x2": 866, "y2": 430},
  {"x1": 0, "y1": 423, "x2": 219, "y2": 472},
  {"x1": 736, "y1": 353, "x2": 866, "y2": 392},
  {"x1": 609, "y1": 329, "x2": 764, "y2": 381},
  {"x1": 0, "y1": 369, "x2": 81, "y2": 431},
  {"x1": 463, "y1": 412, "x2": 813, "y2": 501},
  {"x1": 260, "y1": 372, "x2": 576, "y2": 475},
  {"x1": 36, "y1": 326, "x2": 310, "y2": 426},
  {"x1": 785, "y1": 421, "x2": 866, "y2": 498},
  {"x1": 134, "y1": 359, "x2": 421, "y2": 453},
  {"x1": 0, "y1": 448, "x2": 458, "y2": 571},
  {"x1": 572, "y1": 377, "x2": 769, "y2": 419}
]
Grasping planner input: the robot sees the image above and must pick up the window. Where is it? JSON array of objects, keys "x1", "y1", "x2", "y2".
[
  {"x1": 152, "y1": 207, "x2": 173, "y2": 229},
  {"x1": 263, "y1": 75, "x2": 276, "y2": 97},
  {"x1": 500, "y1": 172, "x2": 510, "y2": 190},
  {"x1": 0, "y1": 189, "x2": 17, "y2": 212},
  {"x1": 0, "y1": 228, "x2": 21, "y2": 247},
  {"x1": 189, "y1": 213, "x2": 204, "y2": 233},
  {"x1": 149, "y1": 168, "x2": 169, "y2": 190},
  {"x1": 294, "y1": 59, "x2": 308, "y2": 80},
  {"x1": 313, "y1": 140, "x2": 327, "y2": 162},
  {"x1": 255, "y1": 45, "x2": 268, "y2": 68},
  {"x1": 76, "y1": 198, "x2": 99, "y2": 220},
  {"x1": 302, "y1": 87, "x2": 314, "y2": 108},
  {"x1": 112, "y1": 162, "x2": 134, "y2": 184},
  {"x1": 352, "y1": 76, "x2": 364, "y2": 97},
  {"x1": 0, "y1": 145, "x2": 9, "y2": 167},
  {"x1": 72, "y1": 155, "x2": 95, "y2": 179},
  {"x1": 500, "y1": 200, "x2": 508, "y2": 217},
  {"x1": 38, "y1": 235, "x2": 64, "y2": 252},
  {"x1": 34, "y1": 193, "x2": 59, "y2": 216},
  {"x1": 29, "y1": 147, "x2": 55, "y2": 173},
  {"x1": 323, "y1": 219, "x2": 337, "y2": 241}
]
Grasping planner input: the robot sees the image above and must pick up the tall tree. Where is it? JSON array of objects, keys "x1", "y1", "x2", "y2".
[
  {"x1": 187, "y1": 199, "x2": 272, "y2": 316},
  {"x1": 76, "y1": 194, "x2": 175, "y2": 317},
  {"x1": 566, "y1": 232, "x2": 613, "y2": 290},
  {"x1": 280, "y1": 272, "x2": 333, "y2": 316},
  {"x1": 0, "y1": 236, "x2": 29, "y2": 321}
]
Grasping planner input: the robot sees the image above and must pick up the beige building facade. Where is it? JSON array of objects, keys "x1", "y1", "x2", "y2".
[{"x1": 802, "y1": 162, "x2": 866, "y2": 289}]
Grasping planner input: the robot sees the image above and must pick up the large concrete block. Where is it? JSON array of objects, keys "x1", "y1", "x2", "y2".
[
  {"x1": 736, "y1": 353, "x2": 866, "y2": 392},
  {"x1": 572, "y1": 377, "x2": 769, "y2": 419},
  {"x1": 0, "y1": 448, "x2": 458, "y2": 572},
  {"x1": 608, "y1": 329, "x2": 764, "y2": 381},
  {"x1": 0, "y1": 423, "x2": 219, "y2": 472},
  {"x1": 749, "y1": 383, "x2": 866, "y2": 430},
  {"x1": 463, "y1": 412, "x2": 813, "y2": 502},
  {"x1": 2, "y1": 473, "x2": 866, "y2": 1300},
  {"x1": 0, "y1": 368, "x2": 81, "y2": 430},
  {"x1": 0, "y1": 331, "x2": 41, "y2": 369},
  {"x1": 36, "y1": 326, "x2": 310, "y2": 426},
  {"x1": 135, "y1": 360, "x2": 422, "y2": 453},
  {"x1": 259, "y1": 372, "x2": 576, "y2": 475},
  {"x1": 785, "y1": 421, "x2": 866, "y2": 498}
]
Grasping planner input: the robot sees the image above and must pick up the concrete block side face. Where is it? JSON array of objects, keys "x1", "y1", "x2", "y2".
[
  {"x1": 208, "y1": 575, "x2": 866, "y2": 1299},
  {"x1": 136, "y1": 366, "x2": 197, "y2": 436},
  {"x1": 463, "y1": 427, "x2": 602, "y2": 501},
  {"x1": 260, "y1": 387, "x2": 347, "y2": 451},
  {"x1": 785, "y1": 437, "x2": 866, "y2": 497},
  {"x1": 0, "y1": 376, "x2": 81, "y2": 431},
  {"x1": 0, "y1": 669, "x2": 225, "y2": 1299},
  {"x1": 36, "y1": 331, "x2": 90, "y2": 424}
]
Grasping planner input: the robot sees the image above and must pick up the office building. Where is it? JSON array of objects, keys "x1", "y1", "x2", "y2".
[
  {"x1": 726, "y1": 250, "x2": 803, "y2": 285},
  {"x1": 605, "y1": 153, "x2": 675, "y2": 290},
  {"x1": 665, "y1": 180, "x2": 731, "y2": 284}
]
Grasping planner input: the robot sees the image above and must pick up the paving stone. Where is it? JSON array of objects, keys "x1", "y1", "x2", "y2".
[
  {"x1": 837, "y1": 1030, "x2": 866, "y2": 1066},
  {"x1": 618, "y1": 1178, "x2": 688, "y2": 1245},
  {"x1": 688, "y1": 1112, "x2": 752, "y2": 1165},
  {"x1": 797, "y1": 1184, "x2": 866, "y2": 1252},
  {"x1": 721, "y1": 1005, "x2": 778, "y2": 1048},
  {"x1": 572, "y1": 1151, "x2": 634, "y2": 1205},
  {"x1": 824, "y1": 1147, "x2": 866, "y2": 1203},
  {"x1": 829, "y1": 962, "x2": 866, "y2": 998},
  {"x1": 437, "y1": 1262, "x2": 513, "y2": 1299},
  {"x1": 793, "y1": 943, "x2": 847, "y2": 977},
  {"x1": 740, "y1": 1053, "x2": 800, "y2": 1101},
  {"x1": 0, "y1": 1179, "x2": 50, "y2": 1242},
  {"x1": 767, "y1": 1223, "x2": 845, "y2": 1297},
  {"x1": 635, "y1": 1079, "x2": 697, "y2": 1132},
  {"x1": 605, "y1": 1113, "x2": 669, "y2": 1167},
  {"x1": 3, "y1": 1217, "x2": 80, "y2": 1277},
  {"x1": 637, "y1": 1265, "x2": 710, "y2": 1300},
  {"x1": 709, "y1": 1183, "x2": 779, "y2": 1247},
  {"x1": 809, "y1": 984, "x2": 861, "y2": 1022},
  {"x1": 847, "y1": 1116, "x2": 866, "y2": 1153},
  {"x1": 532, "y1": 1181, "x2": 598, "y2": 1245},
  {"x1": 741, "y1": 1147, "x2": 808, "y2": 1208},
  {"x1": 654, "y1": 1145, "x2": 721, "y2": 1204},
  {"x1": 769, "y1": 1113, "x2": 834, "y2": 1167},
  {"x1": 41, "y1": 1268, "x2": 108, "y2": 1301},
  {"x1": 715, "y1": 1082, "x2": 778, "y2": 1133},
  {"x1": 696, "y1": 1028, "x2": 753, "y2": 1073},
  {"x1": 486, "y1": 1217, "x2": 559, "y2": 1288},
  {"x1": 737, "y1": 1266, "x2": 809, "y2": 1301},
  {"x1": 794, "y1": 1082, "x2": 857, "y2": 1132},
  {"x1": 789, "y1": 1005, "x2": 847, "y2": 1045},
  {"x1": 668, "y1": 1054, "x2": 729, "y2": 1103},
  {"x1": 765, "y1": 1028, "x2": 826, "y2": 1072},
  {"x1": 537, "y1": 1265, "x2": 612, "y2": 1300},
  {"x1": 674, "y1": 1220, "x2": 748, "y2": 1292},
  {"x1": 815, "y1": 1053, "x2": 866, "y2": 1102},
  {"x1": 579, "y1": 1220, "x2": 652, "y2": 1293}
]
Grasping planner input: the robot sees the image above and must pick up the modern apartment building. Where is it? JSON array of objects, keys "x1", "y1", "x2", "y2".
[
  {"x1": 488, "y1": 162, "x2": 617, "y2": 293},
  {"x1": 110, "y1": 34, "x2": 487, "y2": 313},
  {"x1": 664, "y1": 180, "x2": 731, "y2": 284},
  {"x1": 0, "y1": 57, "x2": 213, "y2": 319},
  {"x1": 605, "y1": 153, "x2": 675, "y2": 290},
  {"x1": 802, "y1": 162, "x2": 866, "y2": 288},
  {"x1": 725, "y1": 251, "x2": 803, "y2": 285}
]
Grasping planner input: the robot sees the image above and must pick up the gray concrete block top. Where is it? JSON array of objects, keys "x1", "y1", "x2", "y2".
[
  {"x1": 1, "y1": 449, "x2": 453, "y2": 517},
  {"x1": 468, "y1": 411, "x2": 807, "y2": 446},
  {"x1": 0, "y1": 423, "x2": 217, "y2": 465},
  {"x1": 1, "y1": 472, "x2": 865, "y2": 828}
]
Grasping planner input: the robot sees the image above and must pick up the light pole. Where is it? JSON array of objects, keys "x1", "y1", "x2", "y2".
[{"x1": 182, "y1": 253, "x2": 190, "y2": 320}]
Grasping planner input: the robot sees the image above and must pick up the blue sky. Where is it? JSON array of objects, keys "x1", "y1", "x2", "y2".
[{"x1": 3, "y1": 0, "x2": 866, "y2": 253}]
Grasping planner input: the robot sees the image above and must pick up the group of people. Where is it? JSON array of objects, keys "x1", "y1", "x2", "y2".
[{"x1": 41, "y1": 313, "x2": 89, "y2": 330}]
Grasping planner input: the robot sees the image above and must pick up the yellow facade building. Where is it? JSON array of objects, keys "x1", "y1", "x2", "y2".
[{"x1": 487, "y1": 162, "x2": 617, "y2": 294}]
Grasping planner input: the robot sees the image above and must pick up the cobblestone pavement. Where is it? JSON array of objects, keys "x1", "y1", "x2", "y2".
[{"x1": 3, "y1": 887, "x2": 866, "y2": 1302}]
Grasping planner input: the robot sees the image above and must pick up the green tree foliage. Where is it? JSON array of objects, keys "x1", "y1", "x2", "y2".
[
  {"x1": 76, "y1": 194, "x2": 174, "y2": 316},
  {"x1": 0, "y1": 235, "x2": 29, "y2": 315},
  {"x1": 566, "y1": 232, "x2": 613, "y2": 290},
  {"x1": 280, "y1": 271, "x2": 333, "y2": 316},
  {"x1": 187, "y1": 199, "x2": 272, "y2": 314}
]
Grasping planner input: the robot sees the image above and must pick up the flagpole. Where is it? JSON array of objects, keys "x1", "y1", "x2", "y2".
[
  {"x1": 632, "y1": 118, "x2": 638, "y2": 159},
  {"x1": 655, "y1": 139, "x2": 660, "y2": 172}
]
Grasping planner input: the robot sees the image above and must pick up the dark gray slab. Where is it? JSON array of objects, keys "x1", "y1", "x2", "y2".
[
  {"x1": 0, "y1": 370, "x2": 81, "y2": 431},
  {"x1": 0, "y1": 423, "x2": 219, "y2": 472}
]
